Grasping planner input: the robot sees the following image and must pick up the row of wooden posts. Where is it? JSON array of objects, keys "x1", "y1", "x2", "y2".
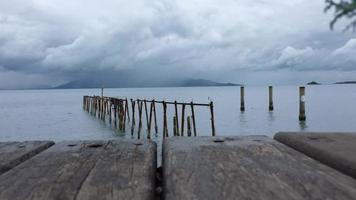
[
  {"x1": 82, "y1": 94, "x2": 216, "y2": 139},
  {"x1": 239, "y1": 86, "x2": 306, "y2": 121}
]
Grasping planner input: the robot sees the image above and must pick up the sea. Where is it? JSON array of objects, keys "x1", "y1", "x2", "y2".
[{"x1": 1, "y1": 84, "x2": 356, "y2": 142}]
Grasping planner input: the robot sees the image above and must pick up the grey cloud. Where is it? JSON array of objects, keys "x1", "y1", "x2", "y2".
[{"x1": 0, "y1": 0, "x2": 356, "y2": 89}]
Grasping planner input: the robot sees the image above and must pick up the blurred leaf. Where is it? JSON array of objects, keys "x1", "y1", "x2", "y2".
[{"x1": 325, "y1": 0, "x2": 356, "y2": 31}]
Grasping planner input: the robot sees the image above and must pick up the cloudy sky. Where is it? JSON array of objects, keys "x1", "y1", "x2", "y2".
[{"x1": 0, "y1": 0, "x2": 356, "y2": 89}]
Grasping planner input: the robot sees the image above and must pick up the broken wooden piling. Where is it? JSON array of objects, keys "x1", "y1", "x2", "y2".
[
  {"x1": 299, "y1": 86, "x2": 306, "y2": 121},
  {"x1": 240, "y1": 86, "x2": 245, "y2": 111},
  {"x1": 269, "y1": 86, "x2": 274, "y2": 111}
]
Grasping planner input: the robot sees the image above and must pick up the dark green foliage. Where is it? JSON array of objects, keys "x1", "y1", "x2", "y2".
[{"x1": 325, "y1": 0, "x2": 356, "y2": 31}]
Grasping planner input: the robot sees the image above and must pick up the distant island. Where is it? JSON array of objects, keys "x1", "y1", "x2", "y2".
[
  {"x1": 334, "y1": 81, "x2": 356, "y2": 85},
  {"x1": 307, "y1": 81, "x2": 321, "y2": 85},
  {"x1": 54, "y1": 78, "x2": 241, "y2": 89}
]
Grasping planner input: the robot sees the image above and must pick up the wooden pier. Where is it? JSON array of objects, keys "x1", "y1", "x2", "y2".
[
  {"x1": 83, "y1": 96, "x2": 216, "y2": 138},
  {"x1": 1, "y1": 132, "x2": 356, "y2": 199}
]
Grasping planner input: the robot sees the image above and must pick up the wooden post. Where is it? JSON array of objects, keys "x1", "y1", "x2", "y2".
[
  {"x1": 209, "y1": 101, "x2": 216, "y2": 136},
  {"x1": 174, "y1": 101, "x2": 180, "y2": 136},
  {"x1": 163, "y1": 101, "x2": 168, "y2": 138},
  {"x1": 144, "y1": 100, "x2": 149, "y2": 133},
  {"x1": 190, "y1": 102, "x2": 197, "y2": 137},
  {"x1": 138, "y1": 100, "x2": 143, "y2": 139},
  {"x1": 173, "y1": 116, "x2": 177, "y2": 136},
  {"x1": 104, "y1": 99, "x2": 108, "y2": 121},
  {"x1": 269, "y1": 86, "x2": 274, "y2": 111},
  {"x1": 153, "y1": 100, "x2": 158, "y2": 134},
  {"x1": 125, "y1": 99, "x2": 130, "y2": 122},
  {"x1": 114, "y1": 102, "x2": 117, "y2": 128},
  {"x1": 240, "y1": 86, "x2": 245, "y2": 111},
  {"x1": 83, "y1": 96, "x2": 85, "y2": 110},
  {"x1": 109, "y1": 100, "x2": 112, "y2": 124},
  {"x1": 131, "y1": 99, "x2": 136, "y2": 136},
  {"x1": 181, "y1": 104, "x2": 185, "y2": 136},
  {"x1": 131, "y1": 99, "x2": 136, "y2": 125},
  {"x1": 101, "y1": 89, "x2": 104, "y2": 119},
  {"x1": 299, "y1": 86, "x2": 306, "y2": 121},
  {"x1": 123, "y1": 100, "x2": 127, "y2": 132},
  {"x1": 106, "y1": 100, "x2": 109, "y2": 115},
  {"x1": 118, "y1": 101, "x2": 122, "y2": 130},
  {"x1": 148, "y1": 102, "x2": 153, "y2": 139},
  {"x1": 187, "y1": 116, "x2": 192, "y2": 137}
]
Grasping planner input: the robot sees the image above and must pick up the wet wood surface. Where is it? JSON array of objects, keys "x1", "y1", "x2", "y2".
[
  {"x1": 275, "y1": 132, "x2": 356, "y2": 179},
  {"x1": 0, "y1": 141, "x2": 54, "y2": 174},
  {"x1": 0, "y1": 140, "x2": 156, "y2": 200},
  {"x1": 163, "y1": 136, "x2": 356, "y2": 200}
]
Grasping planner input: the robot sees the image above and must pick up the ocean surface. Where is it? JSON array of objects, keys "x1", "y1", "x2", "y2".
[{"x1": 1, "y1": 84, "x2": 356, "y2": 142}]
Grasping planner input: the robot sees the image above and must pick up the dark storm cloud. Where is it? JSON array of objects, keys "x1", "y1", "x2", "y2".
[{"x1": 0, "y1": 0, "x2": 356, "y2": 89}]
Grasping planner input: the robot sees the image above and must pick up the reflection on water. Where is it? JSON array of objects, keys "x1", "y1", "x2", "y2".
[
  {"x1": 299, "y1": 121, "x2": 308, "y2": 131},
  {"x1": 1, "y1": 84, "x2": 356, "y2": 142},
  {"x1": 267, "y1": 111, "x2": 275, "y2": 127}
]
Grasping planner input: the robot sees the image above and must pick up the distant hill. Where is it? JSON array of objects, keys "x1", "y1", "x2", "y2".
[
  {"x1": 334, "y1": 81, "x2": 356, "y2": 85},
  {"x1": 54, "y1": 78, "x2": 241, "y2": 89},
  {"x1": 307, "y1": 81, "x2": 321, "y2": 85}
]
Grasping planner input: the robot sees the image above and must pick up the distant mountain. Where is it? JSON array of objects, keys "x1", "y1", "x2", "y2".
[
  {"x1": 334, "y1": 81, "x2": 356, "y2": 85},
  {"x1": 180, "y1": 79, "x2": 240, "y2": 87},
  {"x1": 54, "y1": 78, "x2": 241, "y2": 89},
  {"x1": 307, "y1": 81, "x2": 321, "y2": 85}
]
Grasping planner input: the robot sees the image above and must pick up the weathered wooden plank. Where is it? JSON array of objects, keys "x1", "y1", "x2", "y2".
[
  {"x1": 275, "y1": 132, "x2": 356, "y2": 179},
  {"x1": 0, "y1": 140, "x2": 156, "y2": 200},
  {"x1": 0, "y1": 141, "x2": 54, "y2": 174},
  {"x1": 163, "y1": 136, "x2": 356, "y2": 200}
]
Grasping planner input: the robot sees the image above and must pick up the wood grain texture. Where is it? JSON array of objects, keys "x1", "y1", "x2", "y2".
[
  {"x1": 0, "y1": 140, "x2": 156, "y2": 200},
  {"x1": 163, "y1": 136, "x2": 356, "y2": 200},
  {"x1": 0, "y1": 141, "x2": 54, "y2": 174},
  {"x1": 275, "y1": 132, "x2": 356, "y2": 179}
]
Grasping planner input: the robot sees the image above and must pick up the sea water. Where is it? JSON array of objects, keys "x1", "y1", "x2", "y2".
[{"x1": 1, "y1": 84, "x2": 356, "y2": 142}]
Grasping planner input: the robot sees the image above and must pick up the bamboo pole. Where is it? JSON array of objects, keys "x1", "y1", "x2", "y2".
[
  {"x1": 210, "y1": 101, "x2": 216, "y2": 136},
  {"x1": 299, "y1": 86, "x2": 306, "y2": 121},
  {"x1": 190, "y1": 101, "x2": 197, "y2": 137}
]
